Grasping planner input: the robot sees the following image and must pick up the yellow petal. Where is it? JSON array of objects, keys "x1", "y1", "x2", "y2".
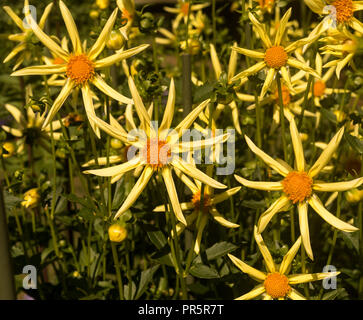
[
  {"x1": 232, "y1": 46, "x2": 265, "y2": 60},
  {"x1": 88, "y1": 8, "x2": 118, "y2": 60},
  {"x1": 308, "y1": 194, "x2": 358, "y2": 232},
  {"x1": 260, "y1": 68, "x2": 275, "y2": 99},
  {"x1": 4, "y1": 104, "x2": 25, "y2": 125},
  {"x1": 308, "y1": 127, "x2": 344, "y2": 178},
  {"x1": 159, "y1": 78, "x2": 175, "y2": 132},
  {"x1": 95, "y1": 44, "x2": 149, "y2": 69},
  {"x1": 114, "y1": 166, "x2": 153, "y2": 219},
  {"x1": 254, "y1": 226, "x2": 276, "y2": 273},
  {"x1": 161, "y1": 167, "x2": 187, "y2": 225},
  {"x1": 42, "y1": 79, "x2": 74, "y2": 129},
  {"x1": 194, "y1": 214, "x2": 208, "y2": 254},
  {"x1": 288, "y1": 272, "x2": 340, "y2": 284},
  {"x1": 287, "y1": 288, "x2": 307, "y2": 300},
  {"x1": 174, "y1": 168, "x2": 199, "y2": 194},
  {"x1": 3, "y1": 43, "x2": 27, "y2": 63},
  {"x1": 230, "y1": 61, "x2": 266, "y2": 82},
  {"x1": 176, "y1": 133, "x2": 229, "y2": 152},
  {"x1": 172, "y1": 157, "x2": 226, "y2": 189},
  {"x1": 229, "y1": 100, "x2": 242, "y2": 134},
  {"x1": 289, "y1": 116, "x2": 305, "y2": 171},
  {"x1": 3, "y1": 6, "x2": 25, "y2": 31},
  {"x1": 210, "y1": 208, "x2": 239, "y2": 228},
  {"x1": 298, "y1": 201, "x2": 314, "y2": 260},
  {"x1": 228, "y1": 254, "x2": 266, "y2": 282},
  {"x1": 39, "y1": 3, "x2": 54, "y2": 29},
  {"x1": 228, "y1": 42, "x2": 238, "y2": 81},
  {"x1": 287, "y1": 58, "x2": 320, "y2": 79},
  {"x1": 234, "y1": 174, "x2": 283, "y2": 191},
  {"x1": 92, "y1": 74, "x2": 133, "y2": 105},
  {"x1": 313, "y1": 177, "x2": 363, "y2": 192},
  {"x1": 81, "y1": 85, "x2": 101, "y2": 138},
  {"x1": 211, "y1": 187, "x2": 241, "y2": 205},
  {"x1": 59, "y1": 1, "x2": 82, "y2": 53},
  {"x1": 83, "y1": 156, "x2": 141, "y2": 176},
  {"x1": 274, "y1": 8, "x2": 291, "y2": 46},
  {"x1": 153, "y1": 201, "x2": 195, "y2": 213},
  {"x1": 244, "y1": 135, "x2": 290, "y2": 176},
  {"x1": 11, "y1": 64, "x2": 67, "y2": 77},
  {"x1": 235, "y1": 284, "x2": 266, "y2": 300},
  {"x1": 210, "y1": 44, "x2": 222, "y2": 79},
  {"x1": 257, "y1": 196, "x2": 290, "y2": 233},
  {"x1": 248, "y1": 12, "x2": 272, "y2": 48},
  {"x1": 1, "y1": 125, "x2": 23, "y2": 137},
  {"x1": 81, "y1": 155, "x2": 124, "y2": 167},
  {"x1": 279, "y1": 236, "x2": 302, "y2": 275},
  {"x1": 349, "y1": 17, "x2": 363, "y2": 34}
]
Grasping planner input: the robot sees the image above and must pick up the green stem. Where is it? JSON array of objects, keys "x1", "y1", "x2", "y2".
[
  {"x1": 276, "y1": 74, "x2": 288, "y2": 162},
  {"x1": 111, "y1": 242, "x2": 124, "y2": 300}
]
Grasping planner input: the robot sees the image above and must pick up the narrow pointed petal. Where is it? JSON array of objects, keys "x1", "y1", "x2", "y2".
[
  {"x1": 257, "y1": 196, "x2": 290, "y2": 233},
  {"x1": 3, "y1": 6, "x2": 25, "y2": 31},
  {"x1": 287, "y1": 58, "x2": 320, "y2": 79},
  {"x1": 260, "y1": 68, "x2": 275, "y2": 99},
  {"x1": 244, "y1": 135, "x2": 290, "y2": 176},
  {"x1": 88, "y1": 8, "x2": 118, "y2": 60},
  {"x1": 308, "y1": 127, "x2": 344, "y2": 178},
  {"x1": 230, "y1": 61, "x2": 266, "y2": 82},
  {"x1": 287, "y1": 288, "x2": 307, "y2": 300},
  {"x1": 114, "y1": 166, "x2": 154, "y2": 219},
  {"x1": 176, "y1": 133, "x2": 229, "y2": 152},
  {"x1": 313, "y1": 177, "x2": 363, "y2": 192},
  {"x1": 288, "y1": 272, "x2": 340, "y2": 284},
  {"x1": 274, "y1": 8, "x2": 291, "y2": 46},
  {"x1": 59, "y1": 1, "x2": 82, "y2": 53},
  {"x1": 1, "y1": 125, "x2": 22, "y2": 137},
  {"x1": 212, "y1": 187, "x2": 241, "y2": 205},
  {"x1": 81, "y1": 85, "x2": 100, "y2": 138},
  {"x1": 82, "y1": 155, "x2": 124, "y2": 167},
  {"x1": 210, "y1": 208, "x2": 239, "y2": 228},
  {"x1": 161, "y1": 167, "x2": 187, "y2": 225},
  {"x1": 232, "y1": 46, "x2": 265, "y2": 59},
  {"x1": 172, "y1": 157, "x2": 226, "y2": 189},
  {"x1": 349, "y1": 17, "x2": 363, "y2": 34},
  {"x1": 39, "y1": 3, "x2": 53, "y2": 29},
  {"x1": 3, "y1": 43, "x2": 26, "y2": 63},
  {"x1": 308, "y1": 194, "x2": 358, "y2": 232},
  {"x1": 210, "y1": 44, "x2": 222, "y2": 79},
  {"x1": 95, "y1": 44, "x2": 149, "y2": 69},
  {"x1": 298, "y1": 201, "x2": 314, "y2": 260},
  {"x1": 92, "y1": 74, "x2": 132, "y2": 104},
  {"x1": 159, "y1": 78, "x2": 175, "y2": 132},
  {"x1": 234, "y1": 174, "x2": 283, "y2": 191},
  {"x1": 235, "y1": 285, "x2": 266, "y2": 300},
  {"x1": 254, "y1": 226, "x2": 276, "y2": 273},
  {"x1": 42, "y1": 79, "x2": 74, "y2": 129},
  {"x1": 11, "y1": 64, "x2": 67, "y2": 77},
  {"x1": 194, "y1": 214, "x2": 208, "y2": 254},
  {"x1": 279, "y1": 237, "x2": 302, "y2": 274},
  {"x1": 174, "y1": 169, "x2": 199, "y2": 194},
  {"x1": 83, "y1": 156, "x2": 141, "y2": 176},
  {"x1": 4, "y1": 104, "x2": 25, "y2": 125},
  {"x1": 248, "y1": 12, "x2": 272, "y2": 48},
  {"x1": 228, "y1": 42, "x2": 238, "y2": 81},
  {"x1": 289, "y1": 117, "x2": 305, "y2": 171},
  {"x1": 228, "y1": 254, "x2": 266, "y2": 281}
]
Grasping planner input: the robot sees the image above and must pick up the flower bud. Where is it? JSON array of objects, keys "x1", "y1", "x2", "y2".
[
  {"x1": 90, "y1": 10, "x2": 99, "y2": 19},
  {"x1": 345, "y1": 189, "x2": 363, "y2": 203},
  {"x1": 0, "y1": 142, "x2": 15, "y2": 158},
  {"x1": 96, "y1": 0, "x2": 109, "y2": 10},
  {"x1": 21, "y1": 188, "x2": 40, "y2": 209},
  {"x1": 106, "y1": 30, "x2": 125, "y2": 50},
  {"x1": 111, "y1": 138, "x2": 123, "y2": 150},
  {"x1": 108, "y1": 224, "x2": 127, "y2": 242}
]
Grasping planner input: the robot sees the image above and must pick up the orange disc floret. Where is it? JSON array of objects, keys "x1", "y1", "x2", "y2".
[
  {"x1": 258, "y1": 0, "x2": 275, "y2": 10},
  {"x1": 66, "y1": 54, "x2": 95, "y2": 85},
  {"x1": 141, "y1": 138, "x2": 171, "y2": 169},
  {"x1": 313, "y1": 81, "x2": 326, "y2": 97},
  {"x1": 274, "y1": 85, "x2": 291, "y2": 106},
  {"x1": 264, "y1": 46, "x2": 288, "y2": 69},
  {"x1": 181, "y1": 3, "x2": 190, "y2": 16},
  {"x1": 53, "y1": 57, "x2": 66, "y2": 65},
  {"x1": 332, "y1": 0, "x2": 354, "y2": 23},
  {"x1": 121, "y1": 8, "x2": 132, "y2": 21},
  {"x1": 192, "y1": 191, "x2": 211, "y2": 213},
  {"x1": 264, "y1": 273, "x2": 291, "y2": 299},
  {"x1": 282, "y1": 171, "x2": 313, "y2": 204}
]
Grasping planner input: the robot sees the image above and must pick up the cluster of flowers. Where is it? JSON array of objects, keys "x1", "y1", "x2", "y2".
[{"x1": 2, "y1": 0, "x2": 362, "y2": 300}]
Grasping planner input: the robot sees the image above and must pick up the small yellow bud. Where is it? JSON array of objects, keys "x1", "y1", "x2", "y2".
[
  {"x1": 106, "y1": 30, "x2": 125, "y2": 51},
  {"x1": 0, "y1": 142, "x2": 15, "y2": 158},
  {"x1": 96, "y1": 0, "x2": 110, "y2": 10},
  {"x1": 333, "y1": 110, "x2": 346, "y2": 122},
  {"x1": 90, "y1": 10, "x2": 99, "y2": 19},
  {"x1": 21, "y1": 188, "x2": 40, "y2": 209},
  {"x1": 110, "y1": 138, "x2": 123, "y2": 150},
  {"x1": 72, "y1": 271, "x2": 81, "y2": 278},
  {"x1": 299, "y1": 133, "x2": 309, "y2": 142},
  {"x1": 345, "y1": 189, "x2": 363, "y2": 203},
  {"x1": 108, "y1": 224, "x2": 127, "y2": 242}
]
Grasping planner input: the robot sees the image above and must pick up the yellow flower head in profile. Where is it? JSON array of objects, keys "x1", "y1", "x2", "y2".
[
  {"x1": 228, "y1": 227, "x2": 340, "y2": 300},
  {"x1": 154, "y1": 166, "x2": 240, "y2": 254},
  {"x1": 11, "y1": 1, "x2": 149, "y2": 138},
  {"x1": 84, "y1": 77, "x2": 228, "y2": 225},
  {"x1": 235, "y1": 116, "x2": 361, "y2": 260},
  {"x1": 21, "y1": 188, "x2": 40, "y2": 209},
  {"x1": 231, "y1": 8, "x2": 320, "y2": 99},
  {"x1": 3, "y1": 0, "x2": 53, "y2": 70}
]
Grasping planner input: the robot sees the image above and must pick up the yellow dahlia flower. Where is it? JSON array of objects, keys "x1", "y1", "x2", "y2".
[
  {"x1": 84, "y1": 77, "x2": 228, "y2": 225},
  {"x1": 11, "y1": 1, "x2": 149, "y2": 138},
  {"x1": 231, "y1": 9, "x2": 320, "y2": 99},
  {"x1": 234, "y1": 116, "x2": 361, "y2": 260},
  {"x1": 228, "y1": 227, "x2": 340, "y2": 300}
]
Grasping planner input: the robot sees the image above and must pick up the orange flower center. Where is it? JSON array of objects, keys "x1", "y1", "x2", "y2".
[
  {"x1": 53, "y1": 57, "x2": 66, "y2": 65},
  {"x1": 313, "y1": 81, "x2": 326, "y2": 97},
  {"x1": 141, "y1": 138, "x2": 171, "y2": 169},
  {"x1": 66, "y1": 54, "x2": 95, "y2": 85},
  {"x1": 121, "y1": 8, "x2": 132, "y2": 21},
  {"x1": 264, "y1": 46, "x2": 288, "y2": 69},
  {"x1": 181, "y1": 3, "x2": 190, "y2": 16},
  {"x1": 192, "y1": 191, "x2": 211, "y2": 213},
  {"x1": 332, "y1": 0, "x2": 354, "y2": 23},
  {"x1": 274, "y1": 85, "x2": 291, "y2": 106},
  {"x1": 264, "y1": 273, "x2": 291, "y2": 299},
  {"x1": 259, "y1": 0, "x2": 275, "y2": 9},
  {"x1": 282, "y1": 171, "x2": 313, "y2": 204}
]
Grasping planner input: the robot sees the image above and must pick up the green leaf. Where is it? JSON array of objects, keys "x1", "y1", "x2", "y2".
[
  {"x1": 340, "y1": 231, "x2": 359, "y2": 254},
  {"x1": 124, "y1": 281, "x2": 137, "y2": 300},
  {"x1": 193, "y1": 81, "x2": 215, "y2": 104},
  {"x1": 146, "y1": 229, "x2": 167, "y2": 250},
  {"x1": 189, "y1": 263, "x2": 220, "y2": 279},
  {"x1": 345, "y1": 133, "x2": 363, "y2": 154},
  {"x1": 320, "y1": 108, "x2": 337, "y2": 124},
  {"x1": 193, "y1": 241, "x2": 238, "y2": 264},
  {"x1": 135, "y1": 264, "x2": 160, "y2": 300}
]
